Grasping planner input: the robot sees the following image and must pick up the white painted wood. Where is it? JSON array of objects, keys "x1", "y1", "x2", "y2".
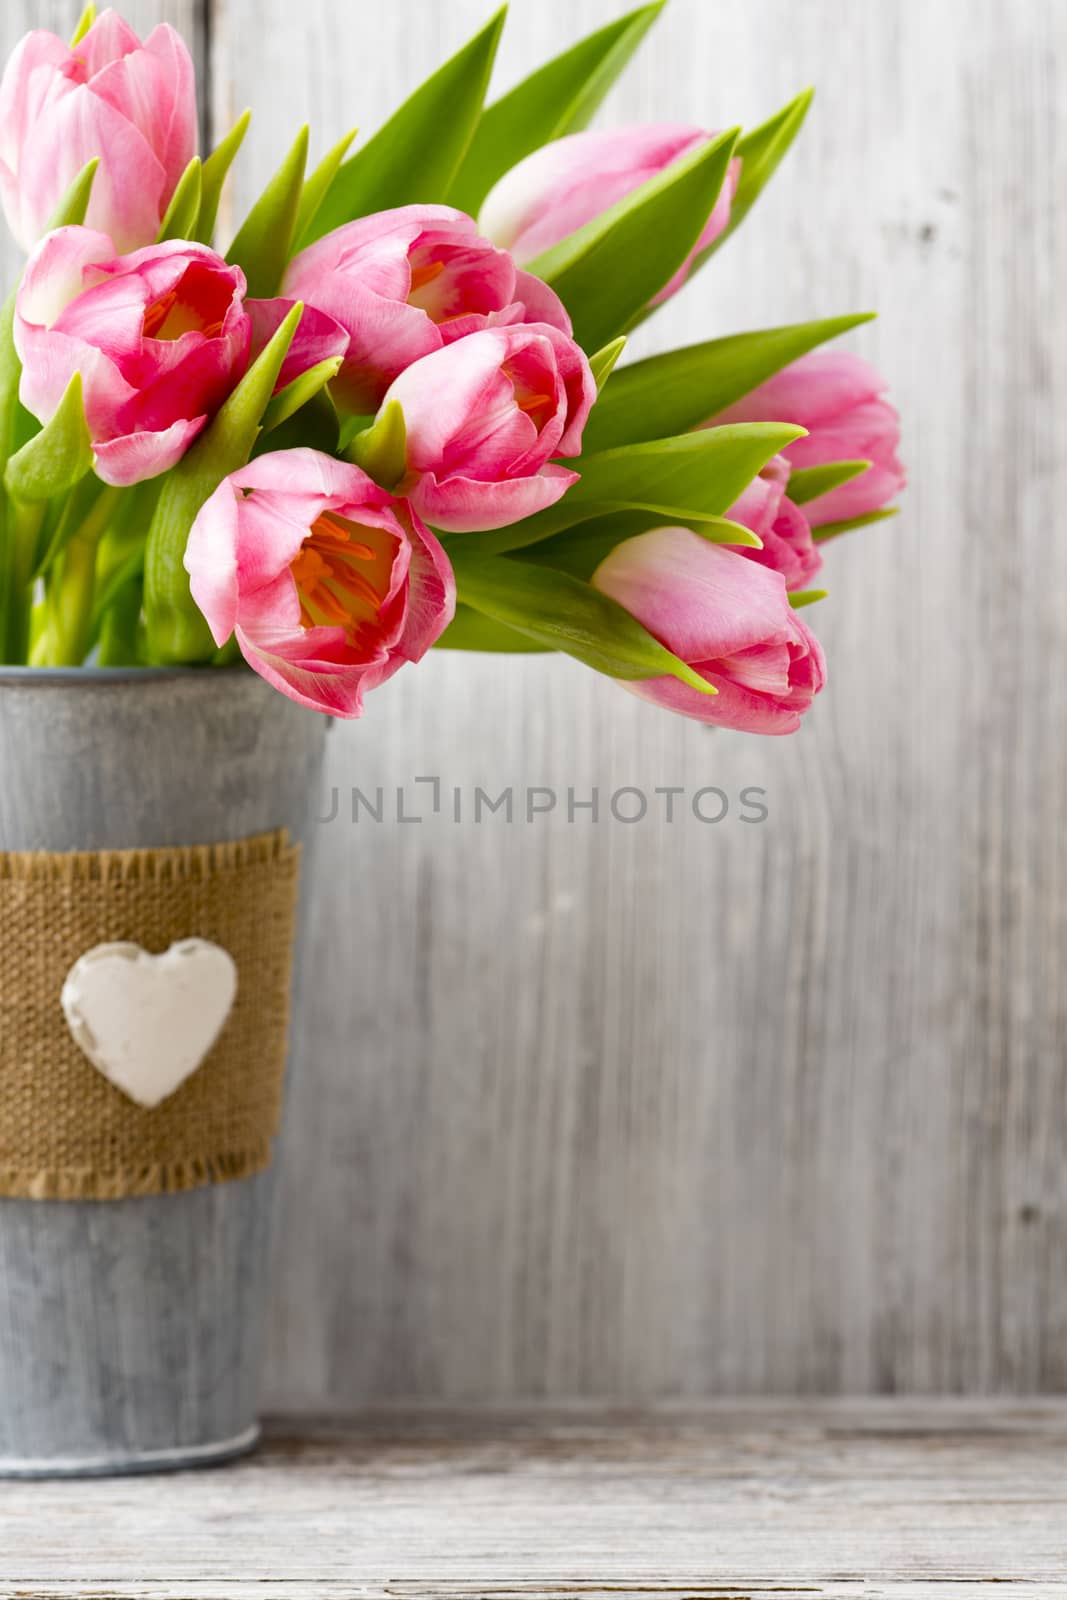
[
  {"x1": 4, "y1": 0, "x2": 1064, "y2": 1402},
  {"x1": 1, "y1": 1403, "x2": 1067, "y2": 1594},
  {"x1": 199, "y1": 0, "x2": 1067, "y2": 1401}
]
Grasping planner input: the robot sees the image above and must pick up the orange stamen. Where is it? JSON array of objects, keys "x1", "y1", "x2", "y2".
[
  {"x1": 290, "y1": 511, "x2": 393, "y2": 644},
  {"x1": 142, "y1": 289, "x2": 179, "y2": 339},
  {"x1": 143, "y1": 287, "x2": 225, "y2": 342},
  {"x1": 409, "y1": 258, "x2": 447, "y2": 294},
  {"x1": 516, "y1": 391, "x2": 553, "y2": 416}
]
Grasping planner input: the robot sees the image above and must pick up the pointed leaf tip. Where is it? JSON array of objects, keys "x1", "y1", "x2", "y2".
[
  {"x1": 5, "y1": 372, "x2": 92, "y2": 503},
  {"x1": 349, "y1": 400, "x2": 407, "y2": 489},
  {"x1": 197, "y1": 109, "x2": 252, "y2": 244},
  {"x1": 44, "y1": 158, "x2": 98, "y2": 233},
  {"x1": 70, "y1": 4, "x2": 97, "y2": 47},
  {"x1": 451, "y1": 0, "x2": 666, "y2": 212},
  {"x1": 226, "y1": 124, "x2": 308, "y2": 298},
  {"x1": 309, "y1": 9, "x2": 505, "y2": 237}
]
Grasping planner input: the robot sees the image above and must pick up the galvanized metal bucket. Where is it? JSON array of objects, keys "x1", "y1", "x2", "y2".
[{"x1": 0, "y1": 668, "x2": 327, "y2": 1476}]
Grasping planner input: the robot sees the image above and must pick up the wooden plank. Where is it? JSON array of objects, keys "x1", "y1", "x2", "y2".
[
  {"x1": 1, "y1": 1403, "x2": 1067, "y2": 1596},
  {"x1": 3, "y1": 0, "x2": 1064, "y2": 1405},
  {"x1": 195, "y1": 0, "x2": 1067, "y2": 1403}
]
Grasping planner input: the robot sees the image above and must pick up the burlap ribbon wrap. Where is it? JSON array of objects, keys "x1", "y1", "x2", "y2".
[{"x1": 0, "y1": 830, "x2": 301, "y2": 1201}]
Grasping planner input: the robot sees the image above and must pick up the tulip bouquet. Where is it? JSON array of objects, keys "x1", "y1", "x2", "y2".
[{"x1": 0, "y1": 2, "x2": 903, "y2": 733}]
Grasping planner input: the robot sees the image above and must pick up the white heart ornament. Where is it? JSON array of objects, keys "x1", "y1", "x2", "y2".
[{"x1": 61, "y1": 940, "x2": 238, "y2": 1109}]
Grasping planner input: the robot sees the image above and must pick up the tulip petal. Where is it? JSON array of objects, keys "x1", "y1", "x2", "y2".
[
  {"x1": 75, "y1": 13, "x2": 143, "y2": 75},
  {"x1": 22, "y1": 80, "x2": 167, "y2": 251},
  {"x1": 93, "y1": 413, "x2": 207, "y2": 486},
  {"x1": 235, "y1": 622, "x2": 376, "y2": 718},
  {"x1": 392, "y1": 504, "x2": 457, "y2": 661},
  {"x1": 0, "y1": 31, "x2": 73, "y2": 180},
  {"x1": 15, "y1": 319, "x2": 134, "y2": 434},
  {"x1": 246, "y1": 297, "x2": 350, "y2": 392},
  {"x1": 595, "y1": 526, "x2": 799, "y2": 662},
  {"x1": 408, "y1": 462, "x2": 577, "y2": 532},
  {"x1": 511, "y1": 269, "x2": 573, "y2": 335},
  {"x1": 480, "y1": 123, "x2": 709, "y2": 263},
  {"x1": 623, "y1": 667, "x2": 810, "y2": 735},
  {"x1": 718, "y1": 350, "x2": 890, "y2": 428},
  {"x1": 140, "y1": 25, "x2": 198, "y2": 195}
]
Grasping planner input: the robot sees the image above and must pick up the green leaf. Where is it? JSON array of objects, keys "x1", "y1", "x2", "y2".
[
  {"x1": 787, "y1": 459, "x2": 870, "y2": 505},
  {"x1": 0, "y1": 289, "x2": 20, "y2": 480},
  {"x1": 453, "y1": 552, "x2": 715, "y2": 693},
  {"x1": 456, "y1": 422, "x2": 802, "y2": 557},
  {"x1": 812, "y1": 506, "x2": 899, "y2": 542},
  {"x1": 450, "y1": 2, "x2": 666, "y2": 214},
  {"x1": 581, "y1": 313, "x2": 875, "y2": 453},
  {"x1": 157, "y1": 157, "x2": 202, "y2": 242},
  {"x1": 702, "y1": 88, "x2": 814, "y2": 260},
  {"x1": 144, "y1": 303, "x2": 304, "y2": 664},
  {"x1": 70, "y1": 3, "x2": 96, "y2": 47},
  {"x1": 308, "y1": 9, "x2": 506, "y2": 243},
  {"x1": 590, "y1": 336, "x2": 627, "y2": 393},
  {"x1": 196, "y1": 110, "x2": 252, "y2": 245},
  {"x1": 44, "y1": 156, "x2": 99, "y2": 233},
  {"x1": 788, "y1": 588, "x2": 828, "y2": 609},
  {"x1": 261, "y1": 357, "x2": 343, "y2": 435},
  {"x1": 527, "y1": 128, "x2": 739, "y2": 352},
  {"x1": 348, "y1": 400, "x2": 407, "y2": 489},
  {"x1": 436, "y1": 602, "x2": 553, "y2": 652},
  {"x1": 4, "y1": 373, "x2": 92, "y2": 503},
  {"x1": 515, "y1": 508, "x2": 760, "y2": 581},
  {"x1": 293, "y1": 128, "x2": 359, "y2": 252},
  {"x1": 226, "y1": 125, "x2": 308, "y2": 297}
]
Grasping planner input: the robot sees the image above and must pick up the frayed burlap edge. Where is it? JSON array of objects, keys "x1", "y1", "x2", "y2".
[
  {"x1": 0, "y1": 1141, "x2": 276, "y2": 1201},
  {"x1": 0, "y1": 831, "x2": 290, "y2": 883}
]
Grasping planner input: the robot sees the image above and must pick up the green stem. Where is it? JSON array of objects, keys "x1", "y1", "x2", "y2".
[
  {"x1": 1, "y1": 500, "x2": 44, "y2": 663},
  {"x1": 97, "y1": 576, "x2": 144, "y2": 666},
  {"x1": 39, "y1": 483, "x2": 121, "y2": 666}
]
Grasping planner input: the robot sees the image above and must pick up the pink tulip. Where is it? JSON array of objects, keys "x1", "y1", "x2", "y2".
[
  {"x1": 0, "y1": 12, "x2": 197, "y2": 253},
  {"x1": 14, "y1": 226, "x2": 251, "y2": 487},
  {"x1": 713, "y1": 351, "x2": 906, "y2": 526},
  {"x1": 480, "y1": 125, "x2": 740, "y2": 306},
  {"x1": 185, "y1": 448, "x2": 455, "y2": 717},
  {"x1": 282, "y1": 205, "x2": 573, "y2": 414},
  {"x1": 726, "y1": 456, "x2": 823, "y2": 592},
  {"x1": 592, "y1": 526, "x2": 826, "y2": 735},
  {"x1": 382, "y1": 322, "x2": 596, "y2": 533}
]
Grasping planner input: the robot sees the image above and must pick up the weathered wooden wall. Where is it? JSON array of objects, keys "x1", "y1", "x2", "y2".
[{"x1": 5, "y1": 0, "x2": 1067, "y2": 1398}]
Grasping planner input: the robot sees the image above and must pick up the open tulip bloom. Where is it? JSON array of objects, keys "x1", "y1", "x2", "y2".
[{"x1": 0, "y1": 3, "x2": 904, "y2": 735}]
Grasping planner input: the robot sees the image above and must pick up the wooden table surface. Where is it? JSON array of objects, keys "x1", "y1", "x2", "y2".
[{"x1": 1, "y1": 1401, "x2": 1066, "y2": 1598}]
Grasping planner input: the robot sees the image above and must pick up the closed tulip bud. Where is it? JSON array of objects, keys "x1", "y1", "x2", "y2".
[
  {"x1": 480, "y1": 124, "x2": 740, "y2": 306},
  {"x1": 380, "y1": 321, "x2": 596, "y2": 533},
  {"x1": 0, "y1": 11, "x2": 197, "y2": 253},
  {"x1": 593, "y1": 526, "x2": 826, "y2": 735}
]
